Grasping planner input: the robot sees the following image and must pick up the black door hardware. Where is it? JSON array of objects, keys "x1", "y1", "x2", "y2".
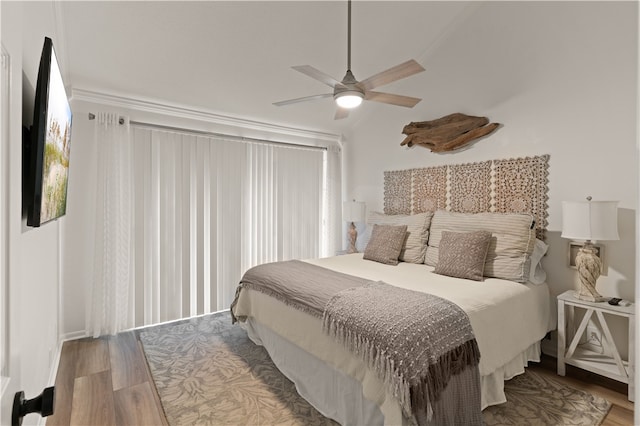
[{"x1": 12, "y1": 386, "x2": 55, "y2": 426}]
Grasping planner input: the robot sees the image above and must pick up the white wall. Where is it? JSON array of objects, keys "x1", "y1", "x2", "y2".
[
  {"x1": 1, "y1": 2, "x2": 62, "y2": 424},
  {"x1": 344, "y1": 2, "x2": 637, "y2": 351}
]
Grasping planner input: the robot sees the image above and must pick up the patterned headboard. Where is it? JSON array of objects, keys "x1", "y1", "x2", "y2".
[{"x1": 384, "y1": 155, "x2": 549, "y2": 240}]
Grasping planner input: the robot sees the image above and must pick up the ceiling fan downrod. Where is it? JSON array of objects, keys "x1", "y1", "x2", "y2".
[
  {"x1": 347, "y1": 0, "x2": 352, "y2": 72},
  {"x1": 334, "y1": 0, "x2": 364, "y2": 108}
]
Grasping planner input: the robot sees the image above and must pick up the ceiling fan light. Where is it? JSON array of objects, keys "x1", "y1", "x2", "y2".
[{"x1": 335, "y1": 91, "x2": 364, "y2": 109}]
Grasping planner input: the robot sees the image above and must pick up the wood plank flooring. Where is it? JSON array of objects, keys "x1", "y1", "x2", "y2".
[
  {"x1": 46, "y1": 331, "x2": 167, "y2": 426},
  {"x1": 47, "y1": 330, "x2": 634, "y2": 425}
]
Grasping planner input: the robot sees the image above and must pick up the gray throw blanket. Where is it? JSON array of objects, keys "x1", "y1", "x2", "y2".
[
  {"x1": 323, "y1": 281, "x2": 481, "y2": 424},
  {"x1": 231, "y1": 260, "x2": 482, "y2": 425},
  {"x1": 230, "y1": 260, "x2": 369, "y2": 323}
]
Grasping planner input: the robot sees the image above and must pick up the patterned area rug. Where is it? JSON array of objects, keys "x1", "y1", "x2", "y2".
[
  {"x1": 139, "y1": 311, "x2": 611, "y2": 425},
  {"x1": 483, "y1": 370, "x2": 611, "y2": 425}
]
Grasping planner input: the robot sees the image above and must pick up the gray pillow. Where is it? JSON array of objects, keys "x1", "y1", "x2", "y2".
[
  {"x1": 363, "y1": 224, "x2": 408, "y2": 265},
  {"x1": 434, "y1": 231, "x2": 492, "y2": 281},
  {"x1": 365, "y1": 212, "x2": 434, "y2": 263}
]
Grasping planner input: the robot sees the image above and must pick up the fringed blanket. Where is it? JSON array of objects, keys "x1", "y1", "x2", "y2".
[
  {"x1": 323, "y1": 281, "x2": 481, "y2": 424},
  {"x1": 231, "y1": 260, "x2": 482, "y2": 425},
  {"x1": 230, "y1": 260, "x2": 369, "y2": 323}
]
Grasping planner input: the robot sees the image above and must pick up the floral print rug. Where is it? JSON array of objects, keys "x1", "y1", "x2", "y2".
[
  {"x1": 140, "y1": 311, "x2": 611, "y2": 425},
  {"x1": 483, "y1": 367, "x2": 611, "y2": 425},
  {"x1": 139, "y1": 311, "x2": 335, "y2": 425}
]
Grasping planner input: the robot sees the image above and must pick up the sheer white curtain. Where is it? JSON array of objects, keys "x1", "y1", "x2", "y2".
[
  {"x1": 87, "y1": 113, "x2": 133, "y2": 337},
  {"x1": 130, "y1": 127, "x2": 328, "y2": 327},
  {"x1": 324, "y1": 144, "x2": 342, "y2": 257}
]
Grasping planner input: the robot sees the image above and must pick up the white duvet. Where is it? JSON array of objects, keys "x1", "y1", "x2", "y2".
[
  {"x1": 233, "y1": 253, "x2": 554, "y2": 423},
  {"x1": 306, "y1": 254, "x2": 553, "y2": 376}
]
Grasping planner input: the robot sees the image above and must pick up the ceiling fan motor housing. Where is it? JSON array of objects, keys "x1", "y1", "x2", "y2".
[{"x1": 334, "y1": 70, "x2": 362, "y2": 94}]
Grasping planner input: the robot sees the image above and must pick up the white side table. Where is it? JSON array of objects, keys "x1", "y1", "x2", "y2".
[{"x1": 557, "y1": 290, "x2": 635, "y2": 401}]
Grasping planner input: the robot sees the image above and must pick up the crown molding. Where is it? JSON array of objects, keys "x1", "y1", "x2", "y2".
[{"x1": 71, "y1": 88, "x2": 343, "y2": 146}]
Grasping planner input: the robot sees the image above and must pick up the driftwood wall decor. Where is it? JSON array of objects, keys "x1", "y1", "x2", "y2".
[{"x1": 400, "y1": 113, "x2": 500, "y2": 153}]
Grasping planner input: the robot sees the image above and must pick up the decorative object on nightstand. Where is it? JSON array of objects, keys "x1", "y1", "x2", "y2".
[
  {"x1": 561, "y1": 196, "x2": 619, "y2": 302},
  {"x1": 557, "y1": 290, "x2": 635, "y2": 401},
  {"x1": 343, "y1": 200, "x2": 366, "y2": 254}
]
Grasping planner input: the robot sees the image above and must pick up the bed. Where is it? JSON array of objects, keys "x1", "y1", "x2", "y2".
[{"x1": 231, "y1": 155, "x2": 555, "y2": 425}]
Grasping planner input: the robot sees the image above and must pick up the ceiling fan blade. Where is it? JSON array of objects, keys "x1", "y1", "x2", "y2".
[
  {"x1": 334, "y1": 107, "x2": 350, "y2": 120},
  {"x1": 364, "y1": 91, "x2": 422, "y2": 108},
  {"x1": 292, "y1": 65, "x2": 346, "y2": 89},
  {"x1": 273, "y1": 93, "x2": 333, "y2": 107},
  {"x1": 357, "y1": 59, "x2": 425, "y2": 91}
]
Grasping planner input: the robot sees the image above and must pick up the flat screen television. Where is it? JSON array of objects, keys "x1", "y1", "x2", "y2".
[{"x1": 24, "y1": 37, "x2": 72, "y2": 227}]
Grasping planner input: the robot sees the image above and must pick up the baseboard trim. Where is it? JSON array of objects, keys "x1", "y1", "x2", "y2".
[
  {"x1": 61, "y1": 330, "x2": 87, "y2": 342},
  {"x1": 47, "y1": 342, "x2": 61, "y2": 388},
  {"x1": 47, "y1": 330, "x2": 87, "y2": 390}
]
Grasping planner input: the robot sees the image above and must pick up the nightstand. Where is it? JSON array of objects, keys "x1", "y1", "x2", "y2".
[{"x1": 557, "y1": 290, "x2": 635, "y2": 401}]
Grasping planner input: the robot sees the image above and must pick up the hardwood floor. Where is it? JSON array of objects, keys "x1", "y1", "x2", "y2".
[
  {"x1": 46, "y1": 331, "x2": 167, "y2": 426},
  {"x1": 47, "y1": 331, "x2": 634, "y2": 426}
]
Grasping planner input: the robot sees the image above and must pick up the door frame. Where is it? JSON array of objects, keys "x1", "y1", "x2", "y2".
[
  {"x1": 0, "y1": 42, "x2": 11, "y2": 419},
  {"x1": 0, "y1": 41, "x2": 19, "y2": 426}
]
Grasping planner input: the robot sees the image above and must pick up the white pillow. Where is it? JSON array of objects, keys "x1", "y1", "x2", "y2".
[
  {"x1": 355, "y1": 225, "x2": 372, "y2": 253},
  {"x1": 425, "y1": 210, "x2": 536, "y2": 283},
  {"x1": 528, "y1": 238, "x2": 548, "y2": 285}
]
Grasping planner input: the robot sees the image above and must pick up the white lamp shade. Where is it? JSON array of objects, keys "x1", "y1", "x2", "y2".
[
  {"x1": 343, "y1": 201, "x2": 366, "y2": 222},
  {"x1": 561, "y1": 200, "x2": 619, "y2": 241}
]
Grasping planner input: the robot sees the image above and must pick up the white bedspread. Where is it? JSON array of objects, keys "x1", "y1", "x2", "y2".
[
  {"x1": 233, "y1": 253, "x2": 554, "y2": 423},
  {"x1": 305, "y1": 254, "x2": 553, "y2": 376}
]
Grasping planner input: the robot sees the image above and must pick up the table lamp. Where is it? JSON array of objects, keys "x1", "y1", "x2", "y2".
[
  {"x1": 343, "y1": 200, "x2": 366, "y2": 254},
  {"x1": 561, "y1": 196, "x2": 619, "y2": 301}
]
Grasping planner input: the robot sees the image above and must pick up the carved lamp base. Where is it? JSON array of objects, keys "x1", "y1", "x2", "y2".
[
  {"x1": 347, "y1": 222, "x2": 358, "y2": 254},
  {"x1": 575, "y1": 242, "x2": 606, "y2": 302}
]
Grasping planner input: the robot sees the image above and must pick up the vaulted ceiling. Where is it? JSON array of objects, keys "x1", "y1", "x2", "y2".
[{"x1": 31, "y1": 1, "x2": 473, "y2": 135}]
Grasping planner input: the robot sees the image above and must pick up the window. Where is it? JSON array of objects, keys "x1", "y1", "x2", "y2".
[{"x1": 130, "y1": 127, "x2": 333, "y2": 326}]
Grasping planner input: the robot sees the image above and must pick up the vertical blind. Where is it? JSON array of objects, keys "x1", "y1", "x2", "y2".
[{"x1": 131, "y1": 127, "x2": 329, "y2": 327}]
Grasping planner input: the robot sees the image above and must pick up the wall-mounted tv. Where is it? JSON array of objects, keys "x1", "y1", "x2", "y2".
[{"x1": 24, "y1": 37, "x2": 72, "y2": 227}]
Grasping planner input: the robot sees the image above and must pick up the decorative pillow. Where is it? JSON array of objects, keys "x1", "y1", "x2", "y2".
[
  {"x1": 425, "y1": 210, "x2": 536, "y2": 283},
  {"x1": 361, "y1": 211, "x2": 434, "y2": 263},
  {"x1": 363, "y1": 224, "x2": 408, "y2": 265},
  {"x1": 434, "y1": 231, "x2": 492, "y2": 281}
]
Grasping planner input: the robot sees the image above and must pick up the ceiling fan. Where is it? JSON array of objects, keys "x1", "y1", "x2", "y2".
[{"x1": 273, "y1": 0, "x2": 426, "y2": 120}]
